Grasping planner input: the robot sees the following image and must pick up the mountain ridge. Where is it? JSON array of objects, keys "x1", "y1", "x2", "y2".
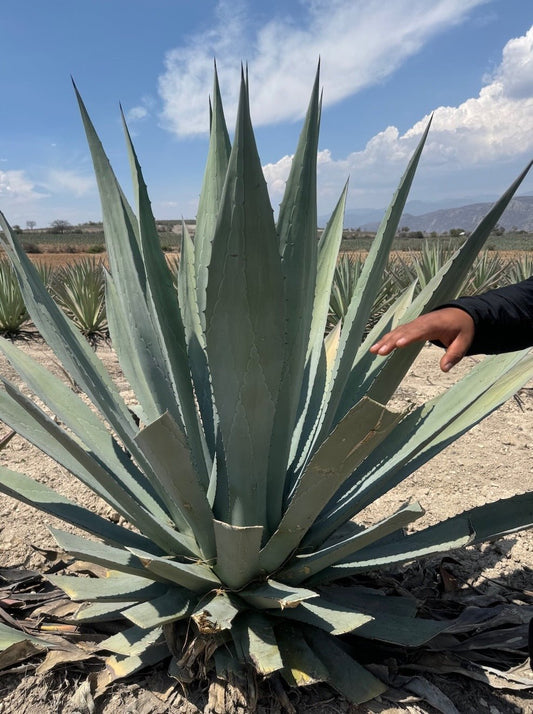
[{"x1": 323, "y1": 195, "x2": 533, "y2": 233}]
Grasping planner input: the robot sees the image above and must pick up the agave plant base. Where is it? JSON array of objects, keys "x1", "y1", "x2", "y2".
[
  {"x1": 0, "y1": 65, "x2": 532, "y2": 709},
  {"x1": 1, "y1": 535, "x2": 532, "y2": 712}
]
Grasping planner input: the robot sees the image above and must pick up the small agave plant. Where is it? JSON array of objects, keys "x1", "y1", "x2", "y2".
[{"x1": 0, "y1": 66, "x2": 532, "y2": 705}]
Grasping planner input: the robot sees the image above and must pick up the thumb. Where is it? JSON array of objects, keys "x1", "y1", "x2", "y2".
[{"x1": 440, "y1": 334, "x2": 470, "y2": 372}]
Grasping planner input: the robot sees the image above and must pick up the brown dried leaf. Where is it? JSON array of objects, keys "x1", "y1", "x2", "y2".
[
  {"x1": 0, "y1": 639, "x2": 46, "y2": 670},
  {"x1": 35, "y1": 645, "x2": 96, "y2": 674}
]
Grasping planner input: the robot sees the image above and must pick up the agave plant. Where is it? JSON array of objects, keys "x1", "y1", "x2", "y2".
[
  {"x1": 327, "y1": 253, "x2": 397, "y2": 332},
  {"x1": 390, "y1": 239, "x2": 458, "y2": 294},
  {"x1": 0, "y1": 259, "x2": 28, "y2": 334},
  {"x1": 50, "y1": 257, "x2": 107, "y2": 338},
  {"x1": 0, "y1": 259, "x2": 52, "y2": 334},
  {"x1": 508, "y1": 251, "x2": 533, "y2": 283},
  {"x1": 0, "y1": 67, "x2": 532, "y2": 706},
  {"x1": 464, "y1": 249, "x2": 511, "y2": 295}
]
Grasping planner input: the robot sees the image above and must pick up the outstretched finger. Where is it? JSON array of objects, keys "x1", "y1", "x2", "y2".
[{"x1": 370, "y1": 321, "x2": 432, "y2": 355}]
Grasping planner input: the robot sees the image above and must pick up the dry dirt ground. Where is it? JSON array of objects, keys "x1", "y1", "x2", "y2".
[{"x1": 0, "y1": 340, "x2": 531, "y2": 713}]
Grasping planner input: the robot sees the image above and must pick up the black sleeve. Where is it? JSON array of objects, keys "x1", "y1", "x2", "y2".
[{"x1": 437, "y1": 276, "x2": 533, "y2": 354}]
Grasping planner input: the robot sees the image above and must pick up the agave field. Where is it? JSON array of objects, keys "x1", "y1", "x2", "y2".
[
  {"x1": 1, "y1": 247, "x2": 531, "y2": 342},
  {"x1": 0, "y1": 67, "x2": 532, "y2": 713}
]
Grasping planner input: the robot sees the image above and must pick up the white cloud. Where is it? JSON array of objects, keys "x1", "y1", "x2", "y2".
[
  {"x1": 493, "y1": 26, "x2": 533, "y2": 100},
  {"x1": 0, "y1": 170, "x2": 50, "y2": 227},
  {"x1": 45, "y1": 169, "x2": 95, "y2": 197},
  {"x1": 126, "y1": 106, "x2": 149, "y2": 122},
  {"x1": 264, "y1": 25, "x2": 533, "y2": 212},
  {"x1": 401, "y1": 26, "x2": 533, "y2": 163},
  {"x1": 158, "y1": 0, "x2": 487, "y2": 136},
  {"x1": 0, "y1": 170, "x2": 44, "y2": 202}
]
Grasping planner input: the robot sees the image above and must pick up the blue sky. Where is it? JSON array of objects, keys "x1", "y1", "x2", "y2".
[{"x1": 0, "y1": 0, "x2": 532, "y2": 228}]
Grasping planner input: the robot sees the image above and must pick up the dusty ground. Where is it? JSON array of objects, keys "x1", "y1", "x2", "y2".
[{"x1": 0, "y1": 340, "x2": 531, "y2": 713}]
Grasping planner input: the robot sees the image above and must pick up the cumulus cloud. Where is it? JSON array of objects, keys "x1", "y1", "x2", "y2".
[
  {"x1": 158, "y1": 0, "x2": 487, "y2": 136},
  {"x1": 493, "y1": 26, "x2": 533, "y2": 100},
  {"x1": 403, "y1": 25, "x2": 533, "y2": 163},
  {"x1": 264, "y1": 25, "x2": 533, "y2": 212}
]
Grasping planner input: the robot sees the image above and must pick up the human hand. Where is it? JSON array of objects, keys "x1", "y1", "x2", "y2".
[{"x1": 369, "y1": 307, "x2": 475, "y2": 372}]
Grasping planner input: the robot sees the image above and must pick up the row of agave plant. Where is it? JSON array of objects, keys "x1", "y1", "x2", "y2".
[
  {"x1": 1, "y1": 245, "x2": 530, "y2": 340},
  {"x1": 327, "y1": 245, "x2": 533, "y2": 330},
  {"x1": 0, "y1": 257, "x2": 107, "y2": 337},
  {"x1": 0, "y1": 66, "x2": 532, "y2": 706}
]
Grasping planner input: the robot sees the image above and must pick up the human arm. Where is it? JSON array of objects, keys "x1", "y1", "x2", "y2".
[
  {"x1": 370, "y1": 276, "x2": 533, "y2": 372},
  {"x1": 369, "y1": 307, "x2": 475, "y2": 372},
  {"x1": 443, "y1": 276, "x2": 533, "y2": 354}
]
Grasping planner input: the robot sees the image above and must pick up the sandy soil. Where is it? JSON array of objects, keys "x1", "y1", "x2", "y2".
[{"x1": 0, "y1": 341, "x2": 531, "y2": 713}]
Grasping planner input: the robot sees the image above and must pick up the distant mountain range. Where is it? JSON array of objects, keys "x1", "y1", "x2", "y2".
[{"x1": 321, "y1": 195, "x2": 533, "y2": 233}]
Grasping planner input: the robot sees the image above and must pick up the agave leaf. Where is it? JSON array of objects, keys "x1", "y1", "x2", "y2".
[
  {"x1": 192, "y1": 591, "x2": 241, "y2": 634},
  {"x1": 319, "y1": 584, "x2": 417, "y2": 618},
  {"x1": 74, "y1": 600, "x2": 140, "y2": 622},
  {"x1": 0, "y1": 622, "x2": 52, "y2": 651},
  {"x1": 309, "y1": 349, "x2": 533, "y2": 546},
  {"x1": 361, "y1": 353, "x2": 533, "y2": 524},
  {"x1": 48, "y1": 574, "x2": 165, "y2": 602},
  {"x1": 289, "y1": 184, "x2": 348, "y2": 469},
  {"x1": 127, "y1": 547, "x2": 221, "y2": 593},
  {"x1": 75, "y1": 88, "x2": 185, "y2": 429},
  {"x1": 303, "y1": 626, "x2": 387, "y2": 704},
  {"x1": 276, "y1": 599, "x2": 373, "y2": 636},
  {"x1": 267, "y1": 64, "x2": 321, "y2": 530},
  {"x1": 93, "y1": 643, "x2": 171, "y2": 694},
  {"x1": 281, "y1": 501, "x2": 424, "y2": 584},
  {"x1": 213, "y1": 643, "x2": 247, "y2": 682},
  {"x1": 0, "y1": 212, "x2": 139, "y2": 449},
  {"x1": 98, "y1": 625, "x2": 164, "y2": 656},
  {"x1": 276, "y1": 623, "x2": 329, "y2": 687},
  {"x1": 286, "y1": 344, "x2": 329, "y2": 501},
  {"x1": 103, "y1": 272, "x2": 160, "y2": 427},
  {"x1": 444, "y1": 491, "x2": 533, "y2": 547},
  {"x1": 0, "y1": 335, "x2": 166, "y2": 519},
  {"x1": 0, "y1": 379, "x2": 143, "y2": 521},
  {"x1": 210, "y1": 434, "x2": 228, "y2": 516},
  {"x1": 335, "y1": 280, "x2": 418, "y2": 420},
  {"x1": 134, "y1": 412, "x2": 216, "y2": 558},
  {"x1": 232, "y1": 612, "x2": 284, "y2": 675},
  {"x1": 122, "y1": 588, "x2": 195, "y2": 628},
  {"x1": 205, "y1": 73, "x2": 285, "y2": 528},
  {"x1": 0, "y1": 467, "x2": 157, "y2": 553},
  {"x1": 239, "y1": 580, "x2": 318, "y2": 610},
  {"x1": 195, "y1": 64, "x2": 231, "y2": 329},
  {"x1": 0, "y1": 380, "x2": 197, "y2": 557},
  {"x1": 324, "y1": 319, "x2": 342, "y2": 382},
  {"x1": 213, "y1": 520, "x2": 263, "y2": 589},
  {"x1": 260, "y1": 397, "x2": 402, "y2": 572},
  {"x1": 50, "y1": 528, "x2": 162, "y2": 580},
  {"x1": 277, "y1": 63, "x2": 320, "y2": 259},
  {"x1": 120, "y1": 110, "x2": 211, "y2": 484},
  {"x1": 0, "y1": 215, "x2": 174, "y2": 515},
  {"x1": 352, "y1": 161, "x2": 533, "y2": 410},
  {"x1": 311, "y1": 120, "x2": 432, "y2": 455},
  {"x1": 314, "y1": 592, "x2": 447, "y2": 646},
  {"x1": 313, "y1": 183, "x2": 350, "y2": 354},
  {"x1": 312, "y1": 516, "x2": 474, "y2": 583},
  {"x1": 177, "y1": 222, "x2": 217, "y2": 458}
]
